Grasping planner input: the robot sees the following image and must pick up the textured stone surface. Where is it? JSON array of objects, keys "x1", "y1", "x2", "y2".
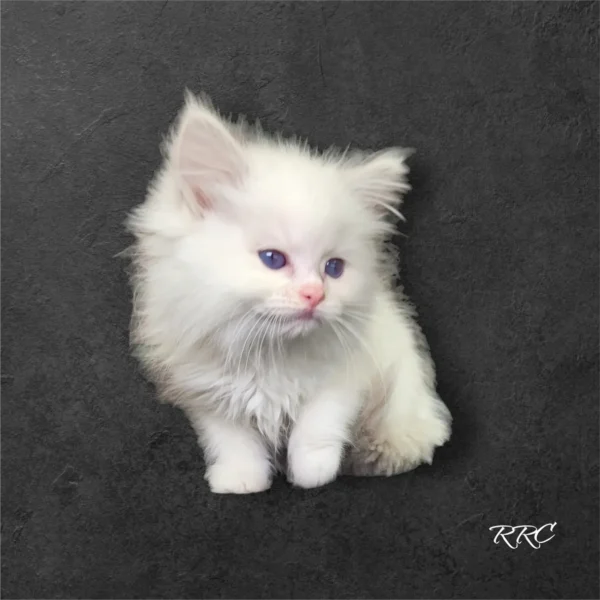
[{"x1": 2, "y1": 1, "x2": 598, "y2": 598}]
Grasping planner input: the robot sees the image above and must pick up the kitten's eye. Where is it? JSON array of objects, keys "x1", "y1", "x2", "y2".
[
  {"x1": 324, "y1": 258, "x2": 345, "y2": 278},
  {"x1": 258, "y1": 249, "x2": 287, "y2": 270}
]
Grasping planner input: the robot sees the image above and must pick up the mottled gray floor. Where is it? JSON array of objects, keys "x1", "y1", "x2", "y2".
[{"x1": 2, "y1": 2, "x2": 598, "y2": 598}]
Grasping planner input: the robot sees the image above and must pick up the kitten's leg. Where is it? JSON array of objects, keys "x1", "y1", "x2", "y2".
[
  {"x1": 188, "y1": 411, "x2": 272, "y2": 494},
  {"x1": 346, "y1": 300, "x2": 452, "y2": 476},
  {"x1": 288, "y1": 388, "x2": 361, "y2": 489}
]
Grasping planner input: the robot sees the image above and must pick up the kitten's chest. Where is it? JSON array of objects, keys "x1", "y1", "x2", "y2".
[
  {"x1": 233, "y1": 368, "x2": 315, "y2": 445},
  {"x1": 187, "y1": 337, "x2": 339, "y2": 444}
]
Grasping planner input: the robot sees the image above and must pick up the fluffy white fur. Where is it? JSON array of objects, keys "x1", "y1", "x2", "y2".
[{"x1": 127, "y1": 92, "x2": 451, "y2": 494}]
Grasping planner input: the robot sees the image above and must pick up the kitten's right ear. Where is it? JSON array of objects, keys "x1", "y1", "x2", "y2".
[{"x1": 170, "y1": 92, "x2": 247, "y2": 213}]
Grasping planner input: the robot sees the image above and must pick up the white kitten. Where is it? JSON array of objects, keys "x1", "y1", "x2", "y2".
[{"x1": 126, "y1": 92, "x2": 451, "y2": 494}]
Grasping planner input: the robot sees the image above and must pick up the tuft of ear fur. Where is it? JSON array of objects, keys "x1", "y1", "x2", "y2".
[
  {"x1": 170, "y1": 91, "x2": 247, "y2": 212},
  {"x1": 345, "y1": 148, "x2": 414, "y2": 221}
]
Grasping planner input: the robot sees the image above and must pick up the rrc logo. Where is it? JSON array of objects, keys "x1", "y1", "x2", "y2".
[{"x1": 489, "y1": 523, "x2": 557, "y2": 550}]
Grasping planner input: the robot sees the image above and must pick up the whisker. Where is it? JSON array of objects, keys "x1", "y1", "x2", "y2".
[
  {"x1": 334, "y1": 316, "x2": 386, "y2": 392},
  {"x1": 329, "y1": 320, "x2": 352, "y2": 386},
  {"x1": 239, "y1": 312, "x2": 266, "y2": 376},
  {"x1": 224, "y1": 307, "x2": 259, "y2": 370},
  {"x1": 257, "y1": 313, "x2": 276, "y2": 369}
]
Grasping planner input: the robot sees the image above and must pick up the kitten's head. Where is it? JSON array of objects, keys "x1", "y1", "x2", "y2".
[{"x1": 133, "y1": 93, "x2": 411, "y2": 346}]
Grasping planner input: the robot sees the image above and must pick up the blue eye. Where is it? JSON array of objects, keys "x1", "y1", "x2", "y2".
[
  {"x1": 324, "y1": 258, "x2": 345, "y2": 278},
  {"x1": 258, "y1": 249, "x2": 287, "y2": 270}
]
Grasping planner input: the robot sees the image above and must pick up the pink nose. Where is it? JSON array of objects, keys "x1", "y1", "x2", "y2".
[{"x1": 298, "y1": 283, "x2": 325, "y2": 309}]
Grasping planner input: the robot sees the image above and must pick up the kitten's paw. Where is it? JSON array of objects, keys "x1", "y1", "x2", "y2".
[
  {"x1": 345, "y1": 395, "x2": 451, "y2": 477},
  {"x1": 344, "y1": 437, "x2": 424, "y2": 476},
  {"x1": 288, "y1": 445, "x2": 342, "y2": 489},
  {"x1": 205, "y1": 460, "x2": 272, "y2": 494}
]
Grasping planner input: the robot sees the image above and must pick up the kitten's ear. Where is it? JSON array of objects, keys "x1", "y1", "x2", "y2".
[
  {"x1": 346, "y1": 148, "x2": 413, "y2": 220},
  {"x1": 170, "y1": 92, "x2": 247, "y2": 213}
]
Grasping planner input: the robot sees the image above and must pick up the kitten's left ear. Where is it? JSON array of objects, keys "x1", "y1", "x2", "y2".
[
  {"x1": 170, "y1": 92, "x2": 247, "y2": 213},
  {"x1": 346, "y1": 148, "x2": 413, "y2": 220}
]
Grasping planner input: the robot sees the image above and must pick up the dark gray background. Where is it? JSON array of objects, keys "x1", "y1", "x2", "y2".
[{"x1": 2, "y1": 1, "x2": 598, "y2": 598}]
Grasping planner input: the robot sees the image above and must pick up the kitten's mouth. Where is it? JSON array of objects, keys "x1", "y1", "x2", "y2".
[
  {"x1": 255, "y1": 310, "x2": 324, "y2": 337},
  {"x1": 279, "y1": 310, "x2": 323, "y2": 334},
  {"x1": 295, "y1": 310, "x2": 317, "y2": 321}
]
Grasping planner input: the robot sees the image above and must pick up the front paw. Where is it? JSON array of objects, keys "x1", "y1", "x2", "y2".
[
  {"x1": 205, "y1": 460, "x2": 272, "y2": 494},
  {"x1": 345, "y1": 395, "x2": 452, "y2": 477},
  {"x1": 288, "y1": 445, "x2": 342, "y2": 489},
  {"x1": 343, "y1": 436, "x2": 423, "y2": 476}
]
